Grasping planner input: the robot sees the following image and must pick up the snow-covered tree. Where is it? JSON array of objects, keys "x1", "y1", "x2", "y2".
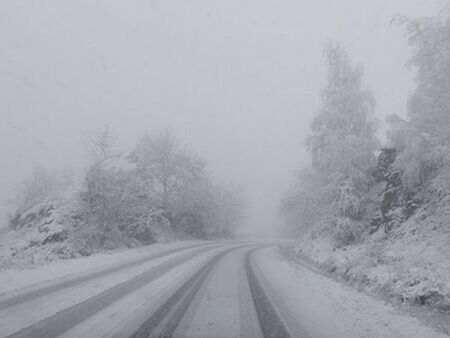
[
  {"x1": 129, "y1": 131, "x2": 205, "y2": 210},
  {"x1": 308, "y1": 44, "x2": 378, "y2": 181},
  {"x1": 77, "y1": 127, "x2": 127, "y2": 249},
  {"x1": 282, "y1": 43, "x2": 379, "y2": 244},
  {"x1": 396, "y1": 12, "x2": 450, "y2": 141},
  {"x1": 128, "y1": 131, "x2": 244, "y2": 238},
  {"x1": 10, "y1": 127, "x2": 245, "y2": 253},
  {"x1": 388, "y1": 10, "x2": 450, "y2": 192}
]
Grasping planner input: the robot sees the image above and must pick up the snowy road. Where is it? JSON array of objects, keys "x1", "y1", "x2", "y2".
[{"x1": 0, "y1": 241, "x2": 447, "y2": 338}]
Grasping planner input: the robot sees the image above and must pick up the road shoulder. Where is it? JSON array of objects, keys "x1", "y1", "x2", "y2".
[{"x1": 252, "y1": 247, "x2": 447, "y2": 338}]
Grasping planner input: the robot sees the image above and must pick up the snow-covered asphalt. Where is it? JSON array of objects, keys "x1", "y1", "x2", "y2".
[{"x1": 0, "y1": 241, "x2": 447, "y2": 338}]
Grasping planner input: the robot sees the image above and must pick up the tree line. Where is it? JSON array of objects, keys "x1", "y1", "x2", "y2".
[
  {"x1": 10, "y1": 129, "x2": 245, "y2": 253},
  {"x1": 280, "y1": 8, "x2": 450, "y2": 245}
]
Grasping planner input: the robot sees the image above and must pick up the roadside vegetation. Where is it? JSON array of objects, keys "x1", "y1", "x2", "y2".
[
  {"x1": 1, "y1": 130, "x2": 245, "y2": 267},
  {"x1": 280, "y1": 8, "x2": 450, "y2": 313}
]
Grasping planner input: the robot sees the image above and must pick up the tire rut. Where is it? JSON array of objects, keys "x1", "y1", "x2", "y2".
[
  {"x1": 7, "y1": 245, "x2": 219, "y2": 338},
  {"x1": 130, "y1": 246, "x2": 248, "y2": 338},
  {"x1": 0, "y1": 243, "x2": 213, "y2": 310},
  {"x1": 246, "y1": 248, "x2": 291, "y2": 338}
]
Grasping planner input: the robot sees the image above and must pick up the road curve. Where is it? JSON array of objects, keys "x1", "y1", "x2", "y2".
[
  {"x1": 0, "y1": 242, "x2": 302, "y2": 338},
  {"x1": 129, "y1": 245, "x2": 294, "y2": 338}
]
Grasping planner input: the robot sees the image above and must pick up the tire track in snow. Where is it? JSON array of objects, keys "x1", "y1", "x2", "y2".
[
  {"x1": 130, "y1": 245, "x2": 252, "y2": 338},
  {"x1": 246, "y1": 248, "x2": 292, "y2": 338},
  {"x1": 6, "y1": 245, "x2": 220, "y2": 338},
  {"x1": 0, "y1": 242, "x2": 213, "y2": 310}
]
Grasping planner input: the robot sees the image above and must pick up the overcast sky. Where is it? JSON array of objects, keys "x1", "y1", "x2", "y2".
[{"x1": 0, "y1": 0, "x2": 442, "y2": 234}]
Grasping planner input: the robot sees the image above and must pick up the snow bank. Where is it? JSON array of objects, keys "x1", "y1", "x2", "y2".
[{"x1": 256, "y1": 247, "x2": 447, "y2": 338}]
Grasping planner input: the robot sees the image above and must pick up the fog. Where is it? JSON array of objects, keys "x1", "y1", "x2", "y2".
[{"x1": 0, "y1": 0, "x2": 441, "y2": 235}]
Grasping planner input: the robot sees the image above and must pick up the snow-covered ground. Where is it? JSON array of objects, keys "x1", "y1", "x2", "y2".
[
  {"x1": 1, "y1": 241, "x2": 447, "y2": 337},
  {"x1": 59, "y1": 247, "x2": 224, "y2": 338},
  {"x1": 0, "y1": 240, "x2": 206, "y2": 295},
  {"x1": 282, "y1": 194, "x2": 450, "y2": 334},
  {"x1": 254, "y1": 247, "x2": 448, "y2": 338},
  {"x1": 0, "y1": 243, "x2": 227, "y2": 337}
]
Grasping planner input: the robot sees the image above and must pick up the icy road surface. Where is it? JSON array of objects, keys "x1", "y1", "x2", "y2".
[{"x1": 0, "y1": 241, "x2": 446, "y2": 338}]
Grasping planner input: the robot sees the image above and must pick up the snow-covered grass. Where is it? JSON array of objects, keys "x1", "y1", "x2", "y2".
[{"x1": 256, "y1": 247, "x2": 448, "y2": 338}]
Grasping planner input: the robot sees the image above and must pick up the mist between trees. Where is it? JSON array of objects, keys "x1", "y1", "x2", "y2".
[{"x1": 8, "y1": 129, "x2": 245, "y2": 257}]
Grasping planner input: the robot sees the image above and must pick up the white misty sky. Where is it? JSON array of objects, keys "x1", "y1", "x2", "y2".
[{"x1": 0, "y1": 0, "x2": 442, "y2": 234}]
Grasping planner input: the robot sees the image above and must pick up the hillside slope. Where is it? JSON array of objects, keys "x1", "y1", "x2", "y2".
[
  {"x1": 0, "y1": 199, "x2": 179, "y2": 269},
  {"x1": 285, "y1": 149, "x2": 450, "y2": 315}
]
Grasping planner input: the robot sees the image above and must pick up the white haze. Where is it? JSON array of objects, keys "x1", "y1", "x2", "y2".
[{"x1": 0, "y1": 0, "x2": 441, "y2": 235}]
